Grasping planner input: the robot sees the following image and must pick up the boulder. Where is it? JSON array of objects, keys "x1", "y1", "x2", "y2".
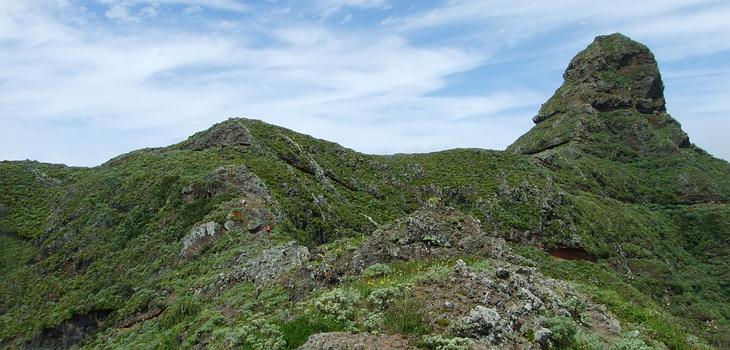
[
  {"x1": 351, "y1": 205, "x2": 515, "y2": 272},
  {"x1": 460, "y1": 306, "x2": 503, "y2": 341},
  {"x1": 534, "y1": 327, "x2": 553, "y2": 349},
  {"x1": 298, "y1": 332, "x2": 414, "y2": 350},
  {"x1": 177, "y1": 118, "x2": 255, "y2": 151},
  {"x1": 180, "y1": 221, "x2": 221, "y2": 257},
  {"x1": 205, "y1": 241, "x2": 310, "y2": 293}
]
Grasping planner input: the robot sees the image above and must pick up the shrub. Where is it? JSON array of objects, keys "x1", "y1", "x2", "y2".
[
  {"x1": 279, "y1": 314, "x2": 345, "y2": 349},
  {"x1": 363, "y1": 312, "x2": 385, "y2": 331},
  {"x1": 214, "y1": 313, "x2": 286, "y2": 350},
  {"x1": 542, "y1": 316, "x2": 577, "y2": 348},
  {"x1": 384, "y1": 296, "x2": 428, "y2": 335},
  {"x1": 573, "y1": 330, "x2": 603, "y2": 350},
  {"x1": 367, "y1": 286, "x2": 402, "y2": 309},
  {"x1": 363, "y1": 263, "x2": 393, "y2": 278},
  {"x1": 563, "y1": 296, "x2": 589, "y2": 324},
  {"x1": 420, "y1": 334, "x2": 473, "y2": 350},
  {"x1": 313, "y1": 288, "x2": 361, "y2": 328},
  {"x1": 159, "y1": 294, "x2": 202, "y2": 329},
  {"x1": 609, "y1": 333, "x2": 652, "y2": 350}
]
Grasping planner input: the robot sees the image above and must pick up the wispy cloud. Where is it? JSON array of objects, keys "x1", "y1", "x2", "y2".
[
  {"x1": 316, "y1": 0, "x2": 390, "y2": 18},
  {"x1": 0, "y1": 0, "x2": 728, "y2": 165},
  {"x1": 385, "y1": 0, "x2": 730, "y2": 60}
]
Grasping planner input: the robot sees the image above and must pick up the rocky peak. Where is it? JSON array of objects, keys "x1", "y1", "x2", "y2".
[
  {"x1": 509, "y1": 33, "x2": 689, "y2": 156},
  {"x1": 534, "y1": 33, "x2": 665, "y2": 124},
  {"x1": 176, "y1": 118, "x2": 256, "y2": 151}
]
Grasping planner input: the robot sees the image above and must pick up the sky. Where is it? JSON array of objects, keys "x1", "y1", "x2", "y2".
[{"x1": 1, "y1": 0, "x2": 729, "y2": 166}]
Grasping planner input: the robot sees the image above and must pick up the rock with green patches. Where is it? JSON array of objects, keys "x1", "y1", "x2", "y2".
[
  {"x1": 511, "y1": 33, "x2": 689, "y2": 157},
  {"x1": 205, "y1": 241, "x2": 309, "y2": 294},
  {"x1": 536, "y1": 33, "x2": 666, "y2": 124},
  {"x1": 176, "y1": 118, "x2": 256, "y2": 151},
  {"x1": 351, "y1": 205, "x2": 514, "y2": 272},
  {"x1": 459, "y1": 306, "x2": 503, "y2": 342}
]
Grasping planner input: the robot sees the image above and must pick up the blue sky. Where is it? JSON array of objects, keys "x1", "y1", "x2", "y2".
[{"x1": 1, "y1": 0, "x2": 729, "y2": 166}]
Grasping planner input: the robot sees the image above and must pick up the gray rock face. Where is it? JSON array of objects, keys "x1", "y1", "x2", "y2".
[
  {"x1": 460, "y1": 306, "x2": 502, "y2": 341},
  {"x1": 534, "y1": 327, "x2": 553, "y2": 349},
  {"x1": 410, "y1": 260, "x2": 623, "y2": 348},
  {"x1": 178, "y1": 118, "x2": 255, "y2": 151},
  {"x1": 205, "y1": 165, "x2": 272, "y2": 199},
  {"x1": 351, "y1": 205, "x2": 516, "y2": 272},
  {"x1": 237, "y1": 241, "x2": 309, "y2": 284},
  {"x1": 205, "y1": 241, "x2": 310, "y2": 294},
  {"x1": 298, "y1": 332, "x2": 414, "y2": 350},
  {"x1": 182, "y1": 165, "x2": 279, "y2": 237},
  {"x1": 535, "y1": 33, "x2": 666, "y2": 125},
  {"x1": 180, "y1": 165, "x2": 274, "y2": 204},
  {"x1": 180, "y1": 221, "x2": 221, "y2": 257}
]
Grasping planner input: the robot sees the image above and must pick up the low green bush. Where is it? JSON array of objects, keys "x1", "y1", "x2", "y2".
[
  {"x1": 279, "y1": 314, "x2": 346, "y2": 349},
  {"x1": 159, "y1": 294, "x2": 202, "y2": 329},
  {"x1": 542, "y1": 316, "x2": 578, "y2": 348}
]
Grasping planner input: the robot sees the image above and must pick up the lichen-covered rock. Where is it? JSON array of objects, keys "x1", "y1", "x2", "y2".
[
  {"x1": 534, "y1": 327, "x2": 553, "y2": 349},
  {"x1": 351, "y1": 205, "x2": 516, "y2": 272},
  {"x1": 180, "y1": 165, "x2": 276, "y2": 206},
  {"x1": 509, "y1": 33, "x2": 689, "y2": 156},
  {"x1": 176, "y1": 118, "x2": 256, "y2": 151},
  {"x1": 225, "y1": 201, "x2": 275, "y2": 234},
  {"x1": 536, "y1": 33, "x2": 666, "y2": 124},
  {"x1": 409, "y1": 259, "x2": 623, "y2": 348},
  {"x1": 182, "y1": 165, "x2": 279, "y2": 236},
  {"x1": 205, "y1": 165, "x2": 271, "y2": 199},
  {"x1": 460, "y1": 306, "x2": 503, "y2": 341},
  {"x1": 236, "y1": 241, "x2": 309, "y2": 284},
  {"x1": 205, "y1": 241, "x2": 309, "y2": 294},
  {"x1": 180, "y1": 221, "x2": 221, "y2": 257},
  {"x1": 298, "y1": 332, "x2": 415, "y2": 350}
]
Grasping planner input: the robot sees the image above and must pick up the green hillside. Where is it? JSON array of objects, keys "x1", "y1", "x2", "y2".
[{"x1": 1, "y1": 34, "x2": 728, "y2": 350}]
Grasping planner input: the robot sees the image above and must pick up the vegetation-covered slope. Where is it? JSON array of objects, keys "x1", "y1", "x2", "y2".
[{"x1": 1, "y1": 34, "x2": 728, "y2": 349}]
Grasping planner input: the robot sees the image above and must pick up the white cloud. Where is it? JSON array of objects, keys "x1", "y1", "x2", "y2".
[
  {"x1": 183, "y1": 5, "x2": 202, "y2": 14},
  {"x1": 1, "y1": 0, "x2": 729, "y2": 166},
  {"x1": 0, "y1": 1, "x2": 509, "y2": 166},
  {"x1": 385, "y1": 0, "x2": 730, "y2": 60},
  {"x1": 140, "y1": 5, "x2": 159, "y2": 18},
  {"x1": 316, "y1": 0, "x2": 390, "y2": 18},
  {"x1": 340, "y1": 13, "x2": 352, "y2": 24},
  {"x1": 104, "y1": 4, "x2": 138, "y2": 22},
  {"x1": 96, "y1": 0, "x2": 249, "y2": 22}
]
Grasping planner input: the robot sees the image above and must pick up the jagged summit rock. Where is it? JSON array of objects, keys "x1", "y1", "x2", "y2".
[
  {"x1": 509, "y1": 33, "x2": 689, "y2": 156},
  {"x1": 508, "y1": 33, "x2": 730, "y2": 204},
  {"x1": 176, "y1": 118, "x2": 256, "y2": 151},
  {"x1": 534, "y1": 33, "x2": 666, "y2": 124}
]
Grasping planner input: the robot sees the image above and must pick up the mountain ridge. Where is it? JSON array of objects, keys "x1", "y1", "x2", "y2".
[{"x1": 1, "y1": 33, "x2": 729, "y2": 349}]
